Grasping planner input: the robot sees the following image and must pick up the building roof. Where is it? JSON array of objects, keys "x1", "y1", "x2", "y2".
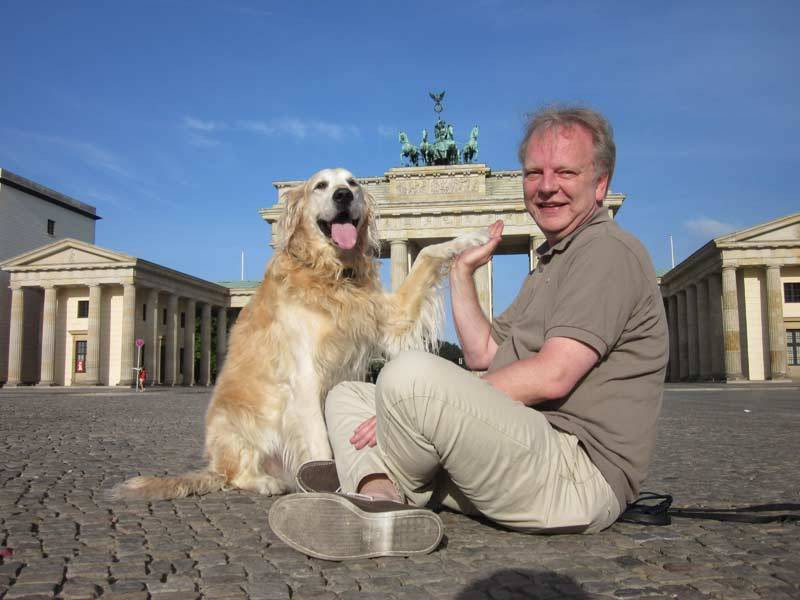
[
  {"x1": 0, "y1": 167, "x2": 101, "y2": 220},
  {"x1": 216, "y1": 280, "x2": 261, "y2": 289}
]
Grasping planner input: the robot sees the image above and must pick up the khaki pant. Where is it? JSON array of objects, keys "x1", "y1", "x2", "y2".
[{"x1": 325, "y1": 351, "x2": 621, "y2": 534}]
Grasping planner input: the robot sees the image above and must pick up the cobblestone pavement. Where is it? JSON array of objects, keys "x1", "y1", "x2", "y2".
[{"x1": 1, "y1": 383, "x2": 799, "y2": 599}]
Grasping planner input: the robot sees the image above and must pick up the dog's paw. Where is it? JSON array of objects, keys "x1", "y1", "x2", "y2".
[{"x1": 422, "y1": 228, "x2": 491, "y2": 260}]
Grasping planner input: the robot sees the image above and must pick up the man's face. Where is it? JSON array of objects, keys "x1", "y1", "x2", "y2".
[{"x1": 522, "y1": 124, "x2": 609, "y2": 245}]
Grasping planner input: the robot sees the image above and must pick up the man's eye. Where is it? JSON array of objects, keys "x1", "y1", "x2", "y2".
[{"x1": 314, "y1": 181, "x2": 328, "y2": 191}]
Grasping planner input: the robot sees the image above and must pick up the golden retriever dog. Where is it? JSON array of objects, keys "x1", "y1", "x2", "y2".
[{"x1": 112, "y1": 168, "x2": 488, "y2": 501}]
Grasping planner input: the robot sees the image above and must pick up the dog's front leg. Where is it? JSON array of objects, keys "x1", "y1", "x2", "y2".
[
  {"x1": 381, "y1": 228, "x2": 490, "y2": 355},
  {"x1": 283, "y1": 371, "x2": 332, "y2": 484}
]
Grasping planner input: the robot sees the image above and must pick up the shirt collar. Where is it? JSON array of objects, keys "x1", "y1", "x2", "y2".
[{"x1": 536, "y1": 207, "x2": 610, "y2": 258}]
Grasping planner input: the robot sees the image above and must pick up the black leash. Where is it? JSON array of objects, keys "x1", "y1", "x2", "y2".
[{"x1": 617, "y1": 492, "x2": 800, "y2": 526}]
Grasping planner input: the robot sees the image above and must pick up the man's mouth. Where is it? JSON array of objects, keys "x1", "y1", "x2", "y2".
[
  {"x1": 537, "y1": 202, "x2": 566, "y2": 211},
  {"x1": 318, "y1": 213, "x2": 360, "y2": 250}
]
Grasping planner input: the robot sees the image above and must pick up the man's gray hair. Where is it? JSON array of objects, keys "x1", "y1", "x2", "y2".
[{"x1": 518, "y1": 105, "x2": 616, "y2": 187}]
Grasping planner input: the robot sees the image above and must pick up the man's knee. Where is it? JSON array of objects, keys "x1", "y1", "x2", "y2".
[
  {"x1": 375, "y1": 350, "x2": 454, "y2": 419},
  {"x1": 376, "y1": 350, "x2": 442, "y2": 395}
]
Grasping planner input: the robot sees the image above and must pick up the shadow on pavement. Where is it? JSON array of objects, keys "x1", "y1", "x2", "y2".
[{"x1": 455, "y1": 568, "x2": 588, "y2": 599}]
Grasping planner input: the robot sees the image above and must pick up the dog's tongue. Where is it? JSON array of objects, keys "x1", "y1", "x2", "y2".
[{"x1": 331, "y1": 222, "x2": 358, "y2": 249}]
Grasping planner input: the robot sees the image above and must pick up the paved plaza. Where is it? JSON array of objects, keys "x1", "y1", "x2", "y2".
[{"x1": 0, "y1": 383, "x2": 798, "y2": 600}]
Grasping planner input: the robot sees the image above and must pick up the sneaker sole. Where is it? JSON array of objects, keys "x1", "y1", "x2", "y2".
[{"x1": 268, "y1": 493, "x2": 444, "y2": 561}]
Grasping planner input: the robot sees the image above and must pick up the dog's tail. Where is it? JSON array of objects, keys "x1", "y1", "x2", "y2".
[{"x1": 110, "y1": 470, "x2": 226, "y2": 501}]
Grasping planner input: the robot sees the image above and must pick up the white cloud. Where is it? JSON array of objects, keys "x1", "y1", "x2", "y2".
[
  {"x1": 185, "y1": 116, "x2": 359, "y2": 144},
  {"x1": 183, "y1": 116, "x2": 224, "y2": 132},
  {"x1": 236, "y1": 120, "x2": 275, "y2": 135},
  {"x1": 377, "y1": 125, "x2": 396, "y2": 138},
  {"x1": 236, "y1": 117, "x2": 359, "y2": 141},
  {"x1": 685, "y1": 217, "x2": 737, "y2": 238}
]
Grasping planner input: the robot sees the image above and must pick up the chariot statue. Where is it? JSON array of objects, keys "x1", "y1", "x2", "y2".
[{"x1": 396, "y1": 90, "x2": 479, "y2": 166}]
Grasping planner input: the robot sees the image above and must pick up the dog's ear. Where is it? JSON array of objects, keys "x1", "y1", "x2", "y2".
[
  {"x1": 361, "y1": 191, "x2": 381, "y2": 256},
  {"x1": 275, "y1": 183, "x2": 305, "y2": 250}
]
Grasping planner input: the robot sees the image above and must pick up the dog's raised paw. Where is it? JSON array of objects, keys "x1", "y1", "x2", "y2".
[
  {"x1": 451, "y1": 228, "x2": 491, "y2": 252},
  {"x1": 422, "y1": 228, "x2": 491, "y2": 260}
]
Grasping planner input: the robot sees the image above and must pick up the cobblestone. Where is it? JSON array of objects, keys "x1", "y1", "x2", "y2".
[{"x1": 0, "y1": 383, "x2": 798, "y2": 599}]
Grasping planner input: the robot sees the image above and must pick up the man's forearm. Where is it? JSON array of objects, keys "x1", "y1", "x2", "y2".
[{"x1": 450, "y1": 266, "x2": 496, "y2": 369}]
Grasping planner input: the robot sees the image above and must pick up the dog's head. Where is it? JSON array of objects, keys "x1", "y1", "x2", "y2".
[{"x1": 276, "y1": 168, "x2": 379, "y2": 270}]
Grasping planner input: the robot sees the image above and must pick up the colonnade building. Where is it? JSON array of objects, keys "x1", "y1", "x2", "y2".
[
  {"x1": 659, "y1": 212, "x2": 800, "y2": 382},
  {"x1": 0, "y1": 169, "x2": 252, "y2": 387}
]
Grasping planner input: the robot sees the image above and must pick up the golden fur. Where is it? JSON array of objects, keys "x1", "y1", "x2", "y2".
[{"x1": 112, "y1": 168, "x2": 488, "y2": 501}]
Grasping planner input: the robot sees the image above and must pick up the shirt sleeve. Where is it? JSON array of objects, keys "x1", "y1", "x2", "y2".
[{"x1": 545, "y1": 238, "x2": 642, "y2": 358}]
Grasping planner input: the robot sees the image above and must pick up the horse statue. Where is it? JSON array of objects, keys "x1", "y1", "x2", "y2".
[
  {"x1": 419, "y1": 128, "x2": 434, "y2": 166},
  {"x1": 461, "y1": 125, "x2": 479, "y2": 163},
  {"x1": 399, "y1": 131, "x2": 420, "y2": 166}
]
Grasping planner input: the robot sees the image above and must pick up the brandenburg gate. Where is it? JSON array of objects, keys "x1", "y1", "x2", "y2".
[{"x1": 260, "y1": 163, "x2": 624, "y2": 319}]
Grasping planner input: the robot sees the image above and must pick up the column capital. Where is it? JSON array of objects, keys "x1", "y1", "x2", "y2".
[
  {"x1": 765, "y1": 263, "x2": 782, "y2": 272},
  {"x1": 721, "y1": 262, "x2": 739, "y2": 271}
]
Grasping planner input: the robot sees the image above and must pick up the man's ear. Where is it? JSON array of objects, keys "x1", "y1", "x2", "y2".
[
  {"x1": 275, "y1": 184, "x2": 305, "y2": 250},
  {"x1": 595, "y1": 172, "x2": 610, "y2": 202}
]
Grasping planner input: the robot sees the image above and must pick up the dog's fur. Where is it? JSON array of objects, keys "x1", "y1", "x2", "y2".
[{"x1": 112, "y1": 168, "x2": 488, "y2": 501}]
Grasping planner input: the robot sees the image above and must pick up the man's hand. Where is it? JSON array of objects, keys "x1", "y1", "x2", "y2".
[
  {"x1": 453, "y1": 220, "x2": 504, "y2": 275},
  {"x1": 350, "y1": 416, "x2": 377, "y2": 449}
]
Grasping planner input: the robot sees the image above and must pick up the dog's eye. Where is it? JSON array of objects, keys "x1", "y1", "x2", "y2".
[
  {"x1": 347, "y1": 178, "x2": 357, "y2": 186},
  {"x1": 314, "y1": 181, "x2": 328, "y2": 191}
]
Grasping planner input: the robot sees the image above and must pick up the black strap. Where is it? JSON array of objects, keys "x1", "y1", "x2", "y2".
[{"x1": 618, "y1": 492, "x2": 800, "y2": 526}]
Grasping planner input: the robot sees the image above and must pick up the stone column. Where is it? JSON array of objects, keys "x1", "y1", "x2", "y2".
[
  {"x1": 765, "y1": 264, "x2": 787, "y2": 380},
  {"x1": 118, "y1": 283, "x2": 137, "y2": 386},
  {"x1": 85, "y1": 284, "x2": 102, "y2": 385},
  {"x1": 686, "y1": 285, "x2": 699, "y2": 380},
  {"x1": 529, "y1": 235, "x2": 546, "y2": 272},
  {"x1": 183, "y1": 299, "x2": 196, "y2": 386},
  {"x1": 721, "y1": 264, "x2": 743, "y2": 381},
  {"x1": 708, "y1": 273, "x2": 724, "y2": 380},
  {"x1": 473, "y1": 259, "x2": 493, "y2": 321},
  {"x1": 199, "y1": 303, "x2": 212, "y2": 386},
  {"x1": 38, "y1": 285, "x2": 58, "y2": 386},
  {"x1": 696, "y1": 279, "x2": 711, "y2": 380},
  {"x1": 667, "y1": 295, "x2": 679, "y2": 382},
  {"x1": 146, "y1": 289, "x2": 159, "y2": 385},
  {"x1": 164, "y1": 294, "x2": 179, "y2": 386},
  {"x1": 677, "y1": 291, "x2": 688, "y2": 381},
  {"x1": 216, "y1": 307, "x2": 228, "y2": 371},
  {"x1": 6, "y1": 287, "x2": 24, "y2": 386},
  {"x1": 390, "y1": 240, "x2": 409, "y2": 292}
]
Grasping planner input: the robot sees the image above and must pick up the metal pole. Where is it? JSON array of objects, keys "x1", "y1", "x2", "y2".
[{"x1": 669, "y1": 235, "x2": 675, "y2": 269}]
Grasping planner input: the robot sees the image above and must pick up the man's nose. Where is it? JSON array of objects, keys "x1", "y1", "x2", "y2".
[
  {"x1": 540, "y1": 171, "x2": 558, "y2": 193},
  {"x1": 333, "y1": 187, "x2": 354, "y2": 207}
]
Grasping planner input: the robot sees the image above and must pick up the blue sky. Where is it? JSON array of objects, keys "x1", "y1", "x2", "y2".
[{"x1": 2, "y1": 1, "x2": 799, "y2": 342}]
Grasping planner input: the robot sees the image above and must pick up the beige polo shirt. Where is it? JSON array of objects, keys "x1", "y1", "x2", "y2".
[{"x1": 489, "y1": 208, "x2": 668, "y2": 508}]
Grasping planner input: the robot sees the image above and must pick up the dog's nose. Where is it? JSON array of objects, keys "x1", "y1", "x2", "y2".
[{"x1": 333, "y1": 187, "x2": 354, "y2": 207}]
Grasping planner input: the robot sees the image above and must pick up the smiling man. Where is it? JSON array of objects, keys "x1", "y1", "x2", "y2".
[{"x1": 270, "y1": 106, "x2": 669, "y2": 560}]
